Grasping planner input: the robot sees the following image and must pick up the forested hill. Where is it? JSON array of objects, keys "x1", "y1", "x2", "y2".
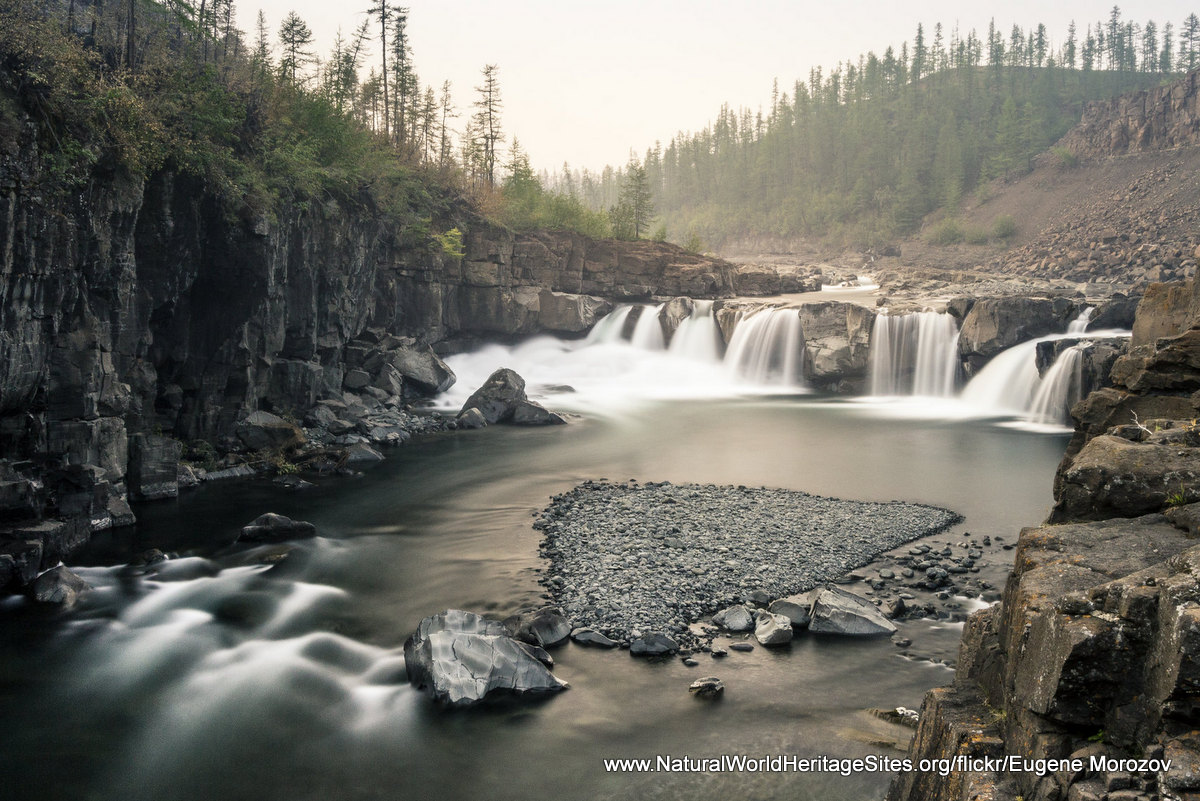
[{"x1": 553, "y1": 10, "x2": 1200, "y2": 251}]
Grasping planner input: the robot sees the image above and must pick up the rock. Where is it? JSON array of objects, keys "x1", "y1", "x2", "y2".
[
  {"x1": 128, "y1": 433, "x2": 182, "y2": 501},
  {"x1": 536, "y1": 291, "x2": 612, "y2": 334},
  {"x1": 456, "y1": 408, "x2": 487, "y2": 429},
  {"x1": 235, "y1": 411, "x2": 305, "y2": 452},
  {"x1": 797, "y1": 302, "x2": 876, "y2": 386},
  {"x1": 753, "y1": 611, "x2": 795, "y2": 646},
  {"x1": 343, "y1": 369, "x2": 371, "y2": 390},
  {"x1": 688, "y1": 676, "x2": 725, "y2": 699},
  {"x1": 658, "y1": 297, "x2": 694, "y2": 344},
  {"x1": 458, "y1": 368, "x2": 564, "y2": 426},
  {"x1": 712, "y1": 604, "x2": 755, "y2": 631},
  {"x1": 769, "y1": 594, "x2": 813, "y2": 628},
  {"x1": 30, "y1": 565, "x2": 90, "y2": 608},
  {"x1": 958, "y1": 297, "x2": 1078, "y2": 370},
  {"x1": 1166, "y1": 501, "x2": 1200, "y2": 537},
  {"x1": 345, "y1": 442, "x2": 385, "y2": 463},
  {"x1": 630, "y1": 633, "x2": 679, "y2": 656},
  {"x1": 1088, "y1": 294, "x2": 1140, "y2": 330},
  {"x1": 388, "y1": 340, "x2": 456, "y2": 395},
  {"x1": 239, "y1": 513, "x2": 318, "y2": 543},
  {"x1": 504, "y1": 607, "x2": 571, "y2": 648},
  {"x1": 0, "y1": 540, "x2": 43, "y2": 586},
  {"x1": 570, "y1": 627, "x2": 619, "y2": 648},
  {"x1": 808, "y1": 586, "x2": 897, "y2": 635},
  {"x1": 403, "y1": 609, "x2": 568, "y2": 706},
  {"x1": 729, "y1": 642, "x2": 754, "y2": 652}
]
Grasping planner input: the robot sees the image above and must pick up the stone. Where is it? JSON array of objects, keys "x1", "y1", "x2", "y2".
[
  {"x1": 343, "y1": 369, "x2": 371, "y2": 390},
  {"x1": 753, "y1": 611, "x2": 795, "y2": 646},
  {"x1": 458, "y1": 368, "x2": 565, "y2": 426},
  {"x1": 808, "y1": 586, "x2": 897, "y2": 635},
  {"x1": 569, "y1": 627, "x2": 619, "y2": 648},
  {"x1": 388, "y1": 340, "x2": 456, "y2": 395},
  {"x1": 958, "y1": 297, "x2": 1077, "y2": 369},
  {"x1": 344, "y1": 442, "x2": 385, "y2": 464},
  {"x1": 0, "y1": 540, "x2": 43, "y2": 585},
  {"x1": 238, "y1": 513, "x2": 317, "y2": 543},
  {"x1": 769, "y1": 594, "x2": 814, "y2": 628},
  {"x1": 504, "y1": 606, "x2": 572, "y2": 648},
  {"x1": 712, "y1": 604, "x2": 755, "y2": 631},
  {"x1": 1051, "y1": 433, "x2": 1200, "y2": 522},
  {"x1": 30, "y1": 565, "x2": 90, "y2": 608},
  {"x1": 235, "y1": 411, "x2": 304, "y2": 452},
  {"x1": 688, "y1": 676, "x2": 725, "y2": 699},
  {"x1": 403, "y1": 609, "x2": 568, "y2": 707},
  {"x1": 128, "y1": 433, "x2": 182, "y2": 501},
  {"x1": 729, "y1": 642, "x2": 754, "y2": 652},
  {"x1": 536, "y1": 291, "x2": 612, "y2": 334},
  {"x1": 456, "y1": 408, "x2": 487, "y2": 429},
  {"x1": 629, "y1": 633, "x2": 679, "y2": 656}
]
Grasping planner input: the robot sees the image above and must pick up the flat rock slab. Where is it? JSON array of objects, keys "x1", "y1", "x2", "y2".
[{"x1": 535, "y1": 480, "x2": 960, "y2": 644}]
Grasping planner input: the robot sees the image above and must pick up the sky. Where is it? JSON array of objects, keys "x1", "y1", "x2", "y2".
[{"x1": 246, "y1": 1, "x2": 1199, "y2": 172}]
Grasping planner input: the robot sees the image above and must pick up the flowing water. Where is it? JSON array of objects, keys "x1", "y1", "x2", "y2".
[{"x1": 0, "y1": 315, "x2": 1074, "y2": 801}]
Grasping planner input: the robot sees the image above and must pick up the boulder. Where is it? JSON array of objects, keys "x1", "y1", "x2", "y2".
[
  {"x1": 712, "y1": 604, "x2": 755, "y2": 632},
  {"x1": 536, "y1": 291, "x2": 612, "y2": 334},
  {"x1": 128, "y1": 433, "x2": 183, "y2": 501},
  {"x1": 808, "y1": 586, "x2": 897, "y2": 635},
  {"x1": 769, "y1": 594, "x2": 814, "y2": 628},
  {"x1": 504, "y1": 606, "x2": 572, "y2": 648},
  {"x1": 456, "y1": 408, "x2": 487, "y2": 429},
  {"x1": 31, "y1": 565, "x2": 91, "y2": 608},
  {"x1": 239, "y1": 513, "x2": 318, "y2": 543},
  {"x1": 403, "y1": 609, "x2": 568, "y2": 706},
  {"x1": 629, "y1": 633, "x2": 679, "y2": 656},
  {"x1": 958, "y1": 297, "x2": 1078, "y2": 370},
  {"x1": 658, "y1": 297, "x2": 694, "y2": 344},
  {"x1": 345, "y1": 442, "x2": 385, "y2": 463},
  {"x1": 688, "y1": 676, "x2": 725, "y2": 699},
  {"x1": 753, "y1": 611, "x2": 795, "y2": 646},
  {"x1": 570, "y1": 628, "x2": 619, "y2": 648},
  {"x1": 235, "y1": 411, "x2": 304, "y2": 452},
  {"x1": 1088, "y1": 294, "x2": 1140, "y2": 330},
  {"x1": 1051, "y1": 433, "x2": 1200, "y2": 522},
  {"x1": 388, "y1": 340, "x2": 456, "y2": 395},
  {"x1": 797, "y1": 302, "x2": 876, "y2": 385},
  {"x1": 457, "y1": 369, "x2": 565, "y2": 426}
]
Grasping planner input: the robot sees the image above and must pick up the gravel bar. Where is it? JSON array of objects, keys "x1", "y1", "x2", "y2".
[{"x1": 535, "y1": 480, "x2": 962, "y2": 646}]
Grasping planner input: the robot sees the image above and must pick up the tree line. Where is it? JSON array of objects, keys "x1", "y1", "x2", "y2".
[{"x1": 547, "y1": 7, "x2": 1200, "y2": 249}]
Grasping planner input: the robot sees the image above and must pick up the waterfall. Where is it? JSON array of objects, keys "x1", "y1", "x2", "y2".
[
  {"x1": 868, "y1": 311, "x2": 960, "y2": 396},
  {"x1": 1027, "y1": 345, "x2": 1085, "y2": 425},
  {"x1": 585, "y1": 305, "x2": 633, "y2": 344},
  {"x1": 959, "y1": 340, "x2": 1043, "y2": 415},
  {"x1": 723, "y1": 308, "x2": 804, "y2": 386},
  {"x1": 667, "y1": 300, "x2": 721, "y2": 362},
  {"x1": 629, "y1": 304, "x2": 666, "y2": 350},
  {"x1": 1067, "y1": 307, "x2": 1094, "y2": 334}
]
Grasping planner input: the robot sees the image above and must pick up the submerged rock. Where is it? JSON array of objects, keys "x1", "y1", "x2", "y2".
[
  {"x1": 808, "y1": 586, "x2": 897, "y2": 635},
  {"x1": 688, "y1": 676, "x2": 725, "y2": 699},
  {"x1": 403, "y1": 609, "x2": 568, "y2": 707},
  {"x1": 31, "y1": 566, "x2": 91, "y2": 608},
  {"x1": 630, "y1": 633, "x2": 679, "y2": 656},
  {"x1": 239, "y1": 513, "x2": 317, "y2": 543},
  {"x1": 753, "y1": 611, "x2": 794, "y2": 647},
  {"x1": 570, "y1": 627, "x2": 619, "y2": 648}
]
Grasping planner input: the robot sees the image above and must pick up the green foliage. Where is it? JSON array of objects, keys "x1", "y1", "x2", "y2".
[
  {"x1": 434, "y1": 227, "x2": 465, "y2": 258},
  {"x1": 1167, "y1": 488, "x2": 1190, "y2": 507},
  {"x1": 651, "y1": 223, "x2": 667, "y2": 242},
  {"x1": 926, "y1": 219, "x2": 965, "y2": 245},
  {"x1": 992, "y1": 214, "x2": 1018, "y2": 240},
  {"x1": 682, "y1": 229, "x2": 706, "y2": 254},
  {"x1": 1051, "y1": 146, "x2": 1080, "y2": 168}
]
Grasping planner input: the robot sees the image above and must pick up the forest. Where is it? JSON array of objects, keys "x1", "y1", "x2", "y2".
[{"x1": 551, "y1": 8, "x2": 1200, "y2": 249}]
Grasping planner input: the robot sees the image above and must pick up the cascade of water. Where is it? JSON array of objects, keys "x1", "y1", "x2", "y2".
[
  {"x1": 868, "y1": 311, "x2": 960, "y2": 396},
  {"x1": 1027, "y1": 344, "x2": 1086, "y2": 425},
  {"x1": 723, "y1": 308, "x2": 804, "y2": 386},
  {"x1": 666, "y1": 300, "x2": 721, "y2": 362},
  {"x1": 629, "y1": 304, "x2": 666, "y2": 350},
  {"x1": 1068, "y1": 306, "x2": 1094, "y2": 334},
  {"x1": 584, "y1": 305, "x2": 633, "y2": 344},
  {"x1": 958, "y1": 339, "x2": 1043, "y2": 414}
]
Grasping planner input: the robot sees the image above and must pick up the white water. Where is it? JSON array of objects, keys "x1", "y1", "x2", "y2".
[
  {"x1": 629, "y1": 304, "x2": 665, "y2": 350},
  {"x1": 583, "y1": 305, "x2": 632, "y2": 344},
  {"x1": 1068, "y1": 306, "x2": 1094, "y2": 334},
  {"x1": 667, "y1": 300, "x2": 721, "y2": 362},
  {"x1": 1027, "y1": 344, "x2": 1086, "y2": 426},
  {"x1": 868, "y1": 311, "x2": 960, "y2": 397},
  {"x1": 723, "y1": 307, "x2": 805, "y2": 387}
]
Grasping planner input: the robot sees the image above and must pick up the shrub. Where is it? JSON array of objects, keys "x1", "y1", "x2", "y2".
[
  {"x1": 992, "y1": 215, "x2": 1018, "y2": 240},
  {"x1": 926, "y1": 219, "x2": 964, "y2": 245}
]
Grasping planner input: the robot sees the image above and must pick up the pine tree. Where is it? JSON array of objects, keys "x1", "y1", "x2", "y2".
[
  {"x1": 472, "y1": 64, "x2": 503, "y2": 186},
  {"x1": 367, "y1": 1, "x2": 392, "y2": 139},
  {"x1": 1182, "y1": 13, "x2": 1200, "y2": 71},
  {"x1": 277, "y1": 11, "x2": 314, "y2": 85},
  {"x1": 612, "y1": 158, "x2": 655, "y2": 240}
]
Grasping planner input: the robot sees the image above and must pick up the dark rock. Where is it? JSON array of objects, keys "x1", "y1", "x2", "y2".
[
  {"x1": 344, "y1": 442, "x2": 385, "y2": 463},
  {"x1": 688, "y1": 676, "x2": 725, "y2": 699},
  {"x1": 0, "y1": 540, "x2": 42, "y2": 586},
  {"x1": 958, "y1": 297, "x2": 1079, "y2": 369},
  {"x1": 235, "y1": 411, "x2": 305, "y2": 452},
  {"x1": 512, "y1": 401, "x2": 566, "y2": 426},
  {"x1": 504, "y1": 607, "x2": 571, "y2": 648},
  {"x1": 729, "y1": 642, "x2": 754, "y2": 652},
  {"x1": 403, "y1": 609, "x2": 568, "y2": 706},
  {"x1": 1051, "y1": 434, "x2": 1200, "y2": 522},
  {"x1": 458, "y1": 369, "x2": 564, "y2": 426},
  {"x1": 128, "y1": 433, "x2": 183, "y2": 501},
  {"x1": 456, "y1": 408, "x2": 487, "y2": 429},
  {"x1": 30, "y1": 565, "x2": 90, "y2": 608},
  {"x1": 537, "y1": 291, "x2": 612, "y2": 334},
  {"x1": 343, "y1": 369, "x2": 371, "y2": 390},
  {"x1": 388, "y1": 340, "x2": 456, "y2": 395},
  {"x1": 239, "y1": 513, "x2": 317, "y2": 543}
]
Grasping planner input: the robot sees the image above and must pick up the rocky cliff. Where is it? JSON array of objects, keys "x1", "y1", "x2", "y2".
[
  {"x1": 1058, "y1": 69, "x2": 1200, "y2": 159},
  {"x1": 890, "y1": 278, "x2": 1200, "y2": 801},
  {"x1": 0, "y1": 95, "x2": 738, "y2": 587}
]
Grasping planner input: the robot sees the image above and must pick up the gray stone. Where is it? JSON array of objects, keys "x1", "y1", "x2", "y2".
[
  {"x1": 630, "y1": 633, "x2": 679, "y2": 656},
  {"x1": 688, "y1": 676, "x2": 725, "y2": 699},
  {"x1": 504, "y1": 607, "x2": 572, "y2": 648},
  {"x1": 458, "y1": 368, "x2": 565, "y2": 426},
  {"x1": 235, "y1": 411, "x2": 304, "y2": 452},
  {"x1": 769, "y1": 594, "x2": 814, "y2": 628},
  {"x1": 388, "y1": 340, "x2": 456, "y2": 395},
  {"x1": 403, "y1": 609, "x2": 568, "y2": 706},
  {"x1": 31, "y1": 565, "x2": 91, "y2": 608},
  {"x1": 712, "y1": 604, "x2": 755, "y2": 632},
  {"x1": 343, "y1": 369, "x2": 371, "y2": 390},
  {"x1": 344, "y1": 442, "x2": 385, "y2": 463},
  {"x1": 753, "y1": 611, "x2": 795, "y2": 647},
  {"x1": 570, "y1": 627, "x2": 619, "y2": 648},
  {"x1": 808, "y1": 586, "x2": 897, "y2": 635},
  {"x1": 128, "y1": 433, "x2": 182, "y2": 501},
  {"x1": 456, "y1": 408, "x2": 487, "y2": 429}
]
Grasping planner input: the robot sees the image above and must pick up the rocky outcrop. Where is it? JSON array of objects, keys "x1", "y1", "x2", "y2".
[
  {"x1": 957, "y1": 297, "x2": 1082, "y2": 371},
  {"x1": 1058, "y1": 68, "x2": 1200, "y2": 159},
  {"x1": 456, "y1": 369, "x2": 565, "y2": 427},
  {"x1": 797, "y1": 302, "x2": 876, "y2": 390}
]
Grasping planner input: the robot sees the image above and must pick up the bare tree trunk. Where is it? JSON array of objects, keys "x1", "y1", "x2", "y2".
[{"x1": 126, "y1": 0, "x2": 135, "y2": 70}]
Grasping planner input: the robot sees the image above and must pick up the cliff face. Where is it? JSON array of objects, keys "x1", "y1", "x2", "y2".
[
  {"x1": 1058, "y1": 69, "x2": 1200, "y2": 159},
  {"x1": 0, "y1": 101, "x2": 738, "y2": 578},
  {"x1": 891, "y1": 280, "x2": 1200, "y2": 801}
]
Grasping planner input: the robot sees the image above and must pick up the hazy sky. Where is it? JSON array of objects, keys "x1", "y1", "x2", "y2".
[{"x1": 247, "y1": 1, "x2": 1198, "y2": 171}]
